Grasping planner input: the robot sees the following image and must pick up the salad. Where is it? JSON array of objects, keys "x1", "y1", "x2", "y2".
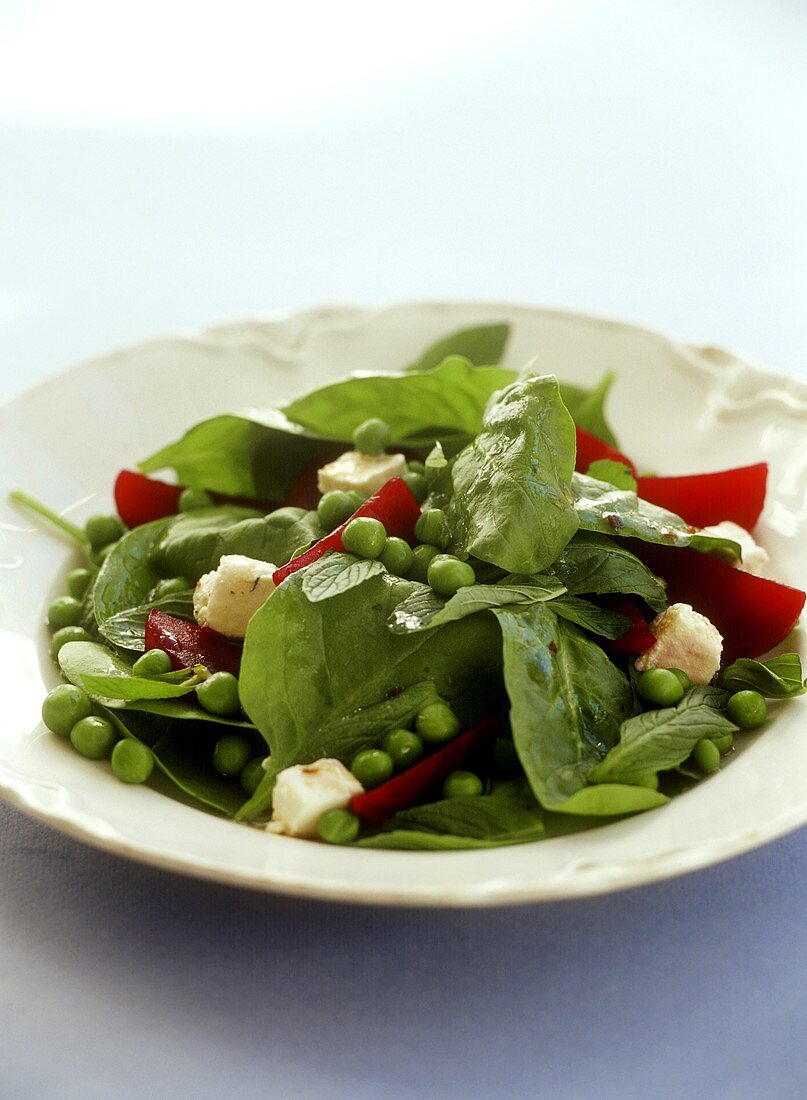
[{"x1": 13, "y1": 322, "x2": 807, "y2": 850}]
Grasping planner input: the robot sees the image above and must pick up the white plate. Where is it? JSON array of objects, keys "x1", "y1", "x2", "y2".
[{"x1": 1, "y1": 302, "x2": 806, "y2": 906}]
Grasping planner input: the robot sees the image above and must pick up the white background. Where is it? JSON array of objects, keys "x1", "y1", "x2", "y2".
[{"x1": 2, "y1": 3, "x2": 807, "y2": 1098}]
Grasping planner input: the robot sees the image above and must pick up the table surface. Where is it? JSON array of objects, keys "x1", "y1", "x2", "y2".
[{"x1": 2, "y1": 3, "x2": 806, "y2": 1098}]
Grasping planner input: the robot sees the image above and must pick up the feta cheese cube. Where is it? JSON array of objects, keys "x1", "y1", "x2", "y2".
[
  {"x1": 268, "y1": 758, "x2": 364, "y2": 838},
  {"x1": 317, "y1": 449, "x2": 407, "y2": 496},
  {"x1": 635, "y1": 602, "x2": 723, "y2": 685},
  {"x1": 700, "y1": 520, "x2": 769, "y2": 576},
  {"x1": 193, "y1": 554, "x2": 276, "y2": 639}
]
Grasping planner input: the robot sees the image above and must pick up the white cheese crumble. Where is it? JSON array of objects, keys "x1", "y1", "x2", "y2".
[
  {"x1": 268, "y1": 758, "x2": 364, "y2": 838},
  {"x1": 635, "y1": 602, "x2": 723, "y2": 685},
  {"x1": 700, "y1": 520, "x2": 769, "y2": 576},
  {"x1": 193, "y1": 554, "x2": 276, "y2": 639},
  {"x1": 317, "y1": 450, "x2": 407, "y2": 496}
]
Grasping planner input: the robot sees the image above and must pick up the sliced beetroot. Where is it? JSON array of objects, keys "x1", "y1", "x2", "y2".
[
  {"x1": 115, "y1": 470, "x2": 183, "y2": 528},
  {"x1": 114, "y1": 469, "x2": 275, "y2": 529},
  {"x1": 599, "y1": 598, "x2": 657, "y2": 656},
  {"x1": 636, "y1": 463, "x2": 768, "y2": 531},
  {"x1": 629, "y1": 543, "x2": 805, "y2": 664},
  {"x1": 145, "y1": 609, "x2": 242, "y2": 676},
  {"x1": 350, "y1": 716, "x2": 499, "y2": 825},
  {"x1": 273, "y1": 477, "x2": 421, "y2": 586}
]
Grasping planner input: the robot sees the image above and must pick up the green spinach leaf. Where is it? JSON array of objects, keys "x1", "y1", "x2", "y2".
[
  {"x1": 237, "y1": 571, "x2": 503, "y2": 820},
  {"x1": 140, "y1": 407, "x2": 344, "y2": 499},
  {"x1": 559, "y1": 371, "x2": 619, "y2": 447},
  {"x1": 586, "y1": 460, "x2": 637, "y2": 492},
  {"x1": 550, "y1": 531, "x2": 667, "y2": 613},
  {"x1": 93, "y1": 518, "x2": 175, "y2": 626},
  {"x1": 283, "y1": 359, "x2": 516, "y2": 451},
  {"x1": 589, "y1": 685, "x2": 738, "y2": 784},
  {"x1": 550, "y1": 784, "x2": 669, "y2": 816},
  {"x1": 152, "y1": 506, "x2": 321, "y2": 583},
  {"x1": 447, "y1": 372, "x2": 579, "y2": 574},
  {"x1": 549, "y1": 596, "x2": 631, "y2": 639},
  {"x1": 404, "y1": 323, "x2": 510, "y2": 372},
  {"x1": 572, "y1": 473, "x2": 741, "y2": 556},
  {"x1": 494, "y1": 603, "x2": 633, "y2": 809},
  {"x1": 720, "y1": 654, "x2": 806, "y2": 698},
  {"x1": 376, "y1": 779, "x2": 546, "y2": 844},
  {"x1": 387, "y1": 575, "x2": 565, "y2": 634}
]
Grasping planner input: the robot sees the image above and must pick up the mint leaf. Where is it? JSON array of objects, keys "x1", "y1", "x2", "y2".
[{"x1": 301, "y1": 552, "x2": 385, "y2": 603}]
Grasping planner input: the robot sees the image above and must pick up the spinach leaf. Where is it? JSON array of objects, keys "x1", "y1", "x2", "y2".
[
  {"x1": 572, "y1": 473, "x2": 741, "y2": 556},
  {"x1": 586, "y1": 460, "x2": 637, "y2": 493},
  {"x1": 720, "y1": 654, "x2": 806, "y2": 698},
  {"x1": 58, "y1": 641, "x2": 253, "y2": 727},
  {"x1": 283, "y1": 359, "x2": 516, "y2": 451},
  {"x1": 376, "y1": 779, "x2": 546, "y2": 844},
  {"x1": 559, "y1": 371, "x2": 619, "y2": 447},
  {"x1": 301, "y1": 552, "x2": 385, "y2": 602},
  {"x1": 494, "y1": 603, "x2": 633, "y2": 809},
  {"x1": 447, "y1": 373, "x2": 579, "y2": 574},
  {"x1": 550, "y1": 784, "x2": 669, "y2": 816},
  {"x1": 152, "y1": 506, "x2": 321, "y2": 583},
  {"x1": 550, "y1": 531, "x2": 667, "y2": 613},
  {"x1": 387, "y1": 575, "x2": 565, "y2": 634},
  {"x1": 103, "y1": 708, "x2": 249, "y2": 816},
  {"x1": 140, "y1": 407, "x2": 344, "y2": 499},
  {"x1": 237, "y1": 571, "x2": 503, "y2": 820},
  {"x1": 97, "y1": 589, "x2": 195, "y2": 652},
  {"x1": 61, "y1": 641, "x2": 207, "y2": 702},
  {"x1": 357, "y1": 831, "x2": 528, "y2": 850},
  {"x1": 404, "y1": 323, "x2": 510, "y2": 372},
  {"x1": 589, "y1": 686, "x2": 738, "y2": 784},
  {"x1": 549, "y1": 596, "x2": 631, "y2": 639},
  {"x1": 93, "y1": 518, "x2": 175, "y2": 626}
]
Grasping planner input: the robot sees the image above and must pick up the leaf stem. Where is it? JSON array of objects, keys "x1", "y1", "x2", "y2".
[{"x1": 9, "y1": 490, "x2": 89, "y2": 546}]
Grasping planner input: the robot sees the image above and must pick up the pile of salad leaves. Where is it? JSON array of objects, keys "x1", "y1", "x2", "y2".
[{"x1": 29, "y1": 322, "x2": 807, "y2": 848}]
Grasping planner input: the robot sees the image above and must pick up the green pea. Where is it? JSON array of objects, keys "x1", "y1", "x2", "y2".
[
  {"x1": 352, "y1": 417, "x2": 390, "y2": 455},
  {"x1": 47, "y1": 595, "x2": 82, "y2": 631},
  {"x1": 402, "y1": 471, "x2": 427, "y2": 503},
  {"x1": 151, "y1": 577, "x2": 189, "y2": 600},
  {"x1": 726, "y1": 690, "x2": 767, "y2": 730},
  {"x1": 317, "y1": 808, "x2": 361, "y2": 844},
  {"x1": 342, "y1": 517, "x2": 387, "y2": 559},
  {"x1": 407, "y1": 460, "x2": 426, "y2": 477},
  {"x1": 693, "y1": 737, "x2": 721, "y2": 774},
  {"x1": 414, "y1": 508, "x2": 451, "y2": 551},
  {"x1": 212, "y1": 734, "x2": 252, "y2": 777},
  {"x1": 41, "y1": 683, "x2": 92, "y2": 737},
  {"x1": 50, "y1": 625, "x2": 92, "y2": 658},
  {"x1": 636, "y1": 668, "x2": 685, "y2": 708},
  {"x1": 670, "y1": 668, "x2": 692, "y2": 692},
  {"x1": 132, "y1": 648, "x2": 173, "y2": 676},
  {"x1": 89, "y1": 542, "x2": 116, "y2": 567},
  {"x1": 70, "y1": 715, "x2": 118, "y2": 759},
  {"x1": 317, "y1": 490, "x2": 358, "y2": 531},
  {"x1": 711, "y1": 731, "x2": 734, "y2": 755},
  {"x1": 350, "y1": 748, "x2": 394, "y2": 789},
  {"x1": 408, "y1": 543, "x2": 440, "y2": 583},
  {"x1": 492, "y1": 738, "x2": 521, "y2": 777},
  {"x1": 85, "y1": 513, "x2": 125, "y2": 549},
  {"x1": 427, "y1": 555, "x2": 475, "y2": 597},
  {"x1": 111, "y1": 739, "x2": 154, "y2": 783},
  {"x1": 178, "y1": 487, "x2": 215, "y2": 511},
  {"x1": 380, "y1": 537, "x2": 414, "y2": 577},
  {"x1": 197, "y1": 672, "x2": 240, "y2": 717},
  {"x1": 442, "y1": 770, "x2": 483, "y2": 798},
  {"x1": 240, "y1": 756, "x2": 266, "y2": 795},
  {"x1": 416, "y1": 701, "x2": 460, "y2": 744},
  {"x1": 66, "y1": 567, "x2": 93, "y2": 600},
  {"x1": 382, "y1": 728, "x2": 424, "y2": 770}
]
